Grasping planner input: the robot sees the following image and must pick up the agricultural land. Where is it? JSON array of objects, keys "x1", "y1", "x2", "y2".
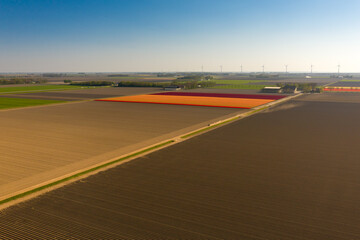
[
  {"x1": 0, "y1": 92, "x2": 359, "y2": 239},
  {"x1": 0, "y1": 72, "x2": 359, "y2": 239}
]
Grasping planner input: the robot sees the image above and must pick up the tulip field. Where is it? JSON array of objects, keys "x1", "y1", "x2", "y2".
[
  {"x1": 96, "y1": 92, "x2": 286, "y2": 109},
  {"x1": 324, "y1": 86, "x2": 360, "y2": 92}
]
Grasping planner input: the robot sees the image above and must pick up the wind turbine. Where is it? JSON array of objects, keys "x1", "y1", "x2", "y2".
[
  {"x1": 220, "y1": 65, "x2": 223, "y2": 73},
  {"x1": 285, "y1": 65, "x2": 288, "y2": 73},
  {"x1": 262, "y1": 65, "x2": 265, "y2": 73}
]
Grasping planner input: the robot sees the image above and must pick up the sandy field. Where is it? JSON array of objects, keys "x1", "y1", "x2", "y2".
[
  {"x1": 0, "y1": 100, "x2": 242, "y2": 201},
  {"x1": 0, "y1": 93, "x2": 359, "y2": 239},
  {"x1": 298, "y1": 92, "x2": 360, "y2": 103}
]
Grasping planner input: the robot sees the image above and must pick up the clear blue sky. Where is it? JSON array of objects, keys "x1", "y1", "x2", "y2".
[{"x1": 0, "y1": 0, "x2": 359, "y2": 72}]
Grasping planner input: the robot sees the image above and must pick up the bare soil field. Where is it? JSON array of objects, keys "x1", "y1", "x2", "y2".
[
  {"x1": 0, "y1": 100, "x2": 242, "y2": 201},
  {"x1": 298, "y1": 92, "x2": 360, "y2": 103},
  {"x1": 329, "y1": 81, "x2": 360, "y2": 87},
  {"x1": 1, "y1": 93, "x2": 360, "y2": 239},
  {"x1": 0, "y1": 87, "x2": 162, "y2": 101}
]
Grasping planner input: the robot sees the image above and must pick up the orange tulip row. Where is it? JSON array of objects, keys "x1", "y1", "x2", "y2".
[{"x1": 97, "y1": 94, "x2": 274, "y2": 109}]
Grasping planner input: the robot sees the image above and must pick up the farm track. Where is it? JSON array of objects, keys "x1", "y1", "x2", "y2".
[{"x1": 1, "y1": 93, "x2": 360, "y2": 238}]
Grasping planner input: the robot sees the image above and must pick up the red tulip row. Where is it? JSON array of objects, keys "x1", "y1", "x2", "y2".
[
  {"x1": 151, "y1": 92, "x2": 286, "y2": 100},
  {"x1": 324, "y1": 87, "x2": 360, "y2": 92}
]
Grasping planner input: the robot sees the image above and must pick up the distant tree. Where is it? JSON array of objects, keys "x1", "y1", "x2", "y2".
[
  {"x1": 117, "y1": 81, "x2": 170, "y2": 88},
  {"x1": 70, "y1": 81, "x2": 113, "y2": 86},
  {"x1": 0, "y1": 78, "x2": 47, "y2": 85}
]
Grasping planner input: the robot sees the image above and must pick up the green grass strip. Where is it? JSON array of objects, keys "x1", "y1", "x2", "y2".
[
  {"x1": 210, "y1": 79, "x2": 276, "y2": 90},
  {"x1": 181, "y1": 117, "x2": 240, "y2": 139},
  {"x1": 339, "y1": 80, "x2": 360, "y2": 82},
  {"x1": 210, "y1": 84, "x2": 276, "y2": 90},
  {"x1": 0, "y1": 85, "x2": 85, "y2": 94},
  {"x1": 214, "y1": 80, "x2": 265, "y2": 84},
  {"x1": 0, "y1": 140, "x2": 174, "y2": 206},
  {"x1": 0, "y1": 98, "x2": 66, "y2": 109},
  {"x1": 181, "y1": 105, "x2": 273, "y2": 139},
  {"x1": 245, "y1": 106, "x2": 269, "y2": 116}
]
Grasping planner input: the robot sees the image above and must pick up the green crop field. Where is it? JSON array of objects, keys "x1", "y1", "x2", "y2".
[
  {"x1": 0, "y1": 85, "x2": 88, "y2": 94},
  {"x1": 214, "y1": 80, "x2": 265, "y2": 85},
  {"x1": 210, "y1": 79, "x2": 275, "y2": 89},
  {"x1": 107, "y1": 76, "x2": 141, "y2": 79},
  {"x1": 340, "y1": 79, "x2": 360, "y2": 82},
  {"x1": 210, "y1": 84, "x2": 276, "y2": 90},
  {"x1": 0, "y1": 98, "x2": 66, "y2": 109}
]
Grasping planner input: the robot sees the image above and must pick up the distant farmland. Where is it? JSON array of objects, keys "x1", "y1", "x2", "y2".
[
  {"x1": 1, "y1": 87, "x2": 162, "y2": 101},
  {"x1": 0, "y1": 97, "x2": 65, "y2": 109},
  {"x1": 0, "y1": 85, "x2": 87, "y2": 94},
  {"x1": 210, "y1": 79, "x2": 274, "y2": 89}
]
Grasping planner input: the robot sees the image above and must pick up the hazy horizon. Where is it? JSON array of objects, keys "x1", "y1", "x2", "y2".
[
  {"x1": 1, "y1": 71, "x2": 360, "y2": 74},
  {"x1": 1, "y1": 0, "x2": 359, "y2": 72}
]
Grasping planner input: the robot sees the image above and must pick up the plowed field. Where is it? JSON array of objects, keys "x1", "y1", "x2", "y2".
[
  {"x1": 1, "y1": 93, "x2": 359, "y2": 239},
  {"x1": 0, "y1": 100, "x2": 241, "y2": 201}
]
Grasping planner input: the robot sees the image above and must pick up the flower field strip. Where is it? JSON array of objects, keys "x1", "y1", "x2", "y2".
[
  {"x1": 151, "y1": 92, "x2": 286, "y2": 100},
  {"x1": 96, "y1": 94, "x2": 274, "y2": 109},
  {"x1": 324, "y1": 87, "x2": 360, "y2": 92}
]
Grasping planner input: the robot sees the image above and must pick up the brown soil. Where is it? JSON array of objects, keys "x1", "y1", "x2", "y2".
[
  {"x1": 0, "y1": 93, "x2": 359, "y2": 239},
  {"x1": 0, "y1": 100, "x2": 240, "y2": 201}
]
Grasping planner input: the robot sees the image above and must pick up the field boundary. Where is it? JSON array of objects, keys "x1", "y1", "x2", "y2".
[
  {"x1": 180, "y1": 93, "x2": 302, "y2": 139},
  {"x1": 0, "y1": 93, "x2": 302, "y2": 210},
  {"x1": 0, "y1": 140, "x2": 175, "y2": 210}
]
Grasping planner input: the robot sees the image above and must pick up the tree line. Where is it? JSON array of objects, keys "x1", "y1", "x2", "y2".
[
  {"x1": 276, "y1": 83, "x2": 323, "y2": 93},
  {"x1": 0, "y1": 78, "x2": 48, "y2": 85},
  {"x1": 69, "y1": 81, "x2": 113, "y2": 86}
]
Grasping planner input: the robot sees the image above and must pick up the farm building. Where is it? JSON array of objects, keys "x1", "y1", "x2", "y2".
[
  {"x1": 261, "y1": 86, "x2": 282, "y2": 93},
  {"x1": 282, "y1": 85, "x2": 299, "y2": 94},
  {"x1": 164, "y1": 86, "x2": 181, "y2": 91}
]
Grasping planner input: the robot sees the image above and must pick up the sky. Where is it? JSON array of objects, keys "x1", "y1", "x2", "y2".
[{"x1": 0, "y1": 0, "x2": 359, "y2": 72}]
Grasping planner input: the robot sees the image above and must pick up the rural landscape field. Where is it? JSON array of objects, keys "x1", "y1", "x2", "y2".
[
  {"x1": 0, "y1": 73, "x2": 360, "y2": 239},
  {"x1": 0, "y1": 83, "x2": 360, "y2": 239},
  {"x1": 1, "y1": 0, "x2": 360, "y2": 239}
]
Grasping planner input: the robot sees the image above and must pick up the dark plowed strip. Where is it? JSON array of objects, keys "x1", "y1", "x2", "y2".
[{"x1": 151, "y1": 91, "x2": 286, "y2": 100}]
